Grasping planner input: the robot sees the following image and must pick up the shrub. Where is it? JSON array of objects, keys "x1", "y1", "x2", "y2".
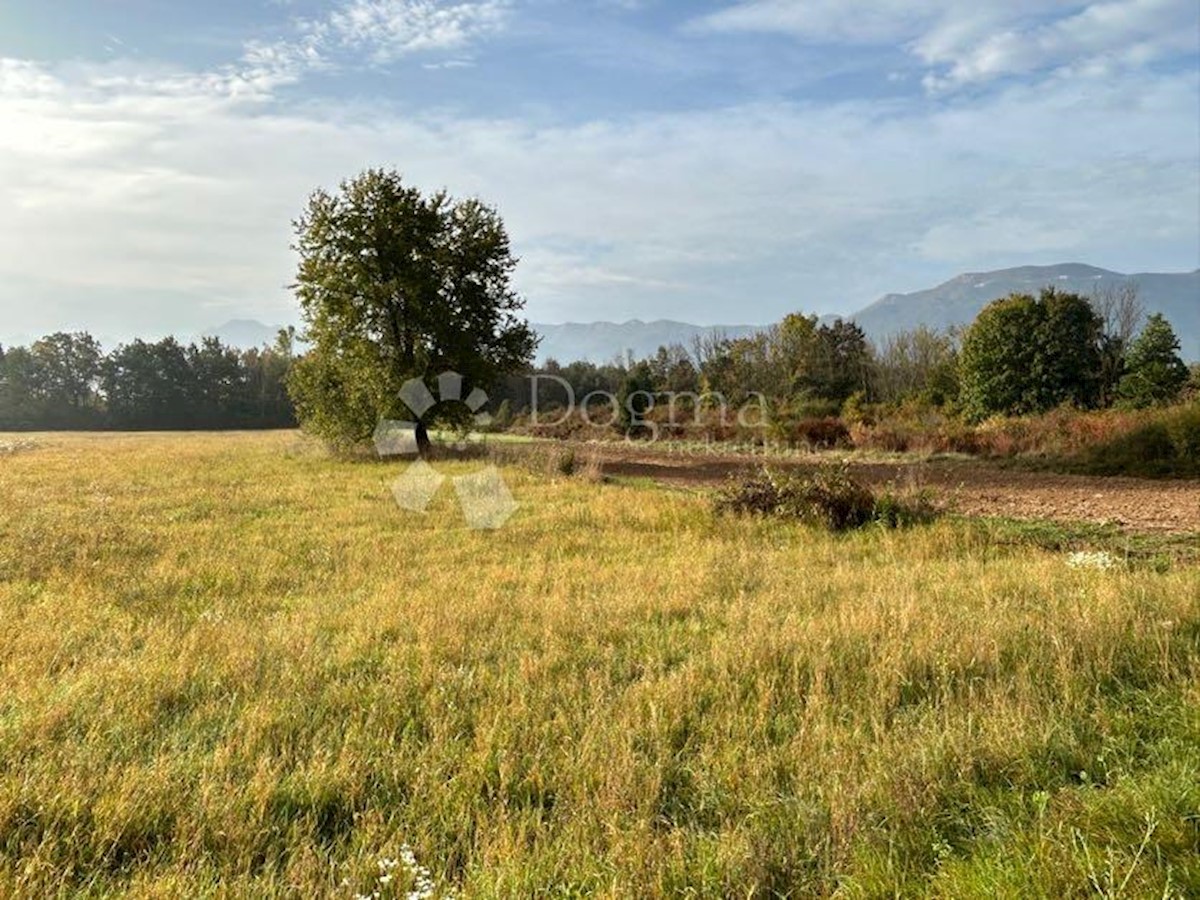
[
  {"x1": 780, "y1": 416, "x2": 851, "y2": 450},
  {"x1": 848, "y1": 408, "x2": 981, "y2": 456},
  {"x1": 713, "y1": 465, "x2": 936, "y2": 531},
  {"x1": 488, "y1": 442, "x2": 603, "y2": 481},
  {"x1": 1076, "y1": 403, "x2": 1200, "y2": 477},
  {"x1": 1165, "y1": 402, "x2": 1200, "y2": 464},
  {"x1": 850, "y1": 421, "x2": 913, "y2": 453},
  {"x1": 872, "y1": 486, "x2": 939, "y2": 529}
]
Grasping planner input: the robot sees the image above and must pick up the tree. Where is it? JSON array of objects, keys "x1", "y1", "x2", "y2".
[
  {"x1": 287, "y1": 169, "x2": 537, "y2": 452},
  {"x1": 30, "y1": 332, "x2": 103, "y2": 425},
  {"x1": 809, "y1": 319, "x2": 872, "y2": 405},
  {"x1": 0, "y1": 346, "x2": 43, "y2": 428},
  {"x1": 647, "y1": 344, "x2": 699, "y2": 395},
  {"x1": 188, "y1": 337, "x2": 249, "y2": 428},
  {"x1": 1116, "y1": 313, "x2": 1189, "y2": 407},
  {"x1": 101, "y1": 338, "x2": 194, "y2": 429},
  {"x1": 959, "y1": 288, "x2": 1103, "y2": 420},
  {"x1": 1090, "y1": 281, "x2": 1143, "y2": 406},
  {"x1": 872, "y1": 325, "x2": 959, "y2": 407}
]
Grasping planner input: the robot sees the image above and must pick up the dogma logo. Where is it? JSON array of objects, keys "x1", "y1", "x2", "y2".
[{"x1": 373, "y1": 371, "x2": 518, "y2": 530}]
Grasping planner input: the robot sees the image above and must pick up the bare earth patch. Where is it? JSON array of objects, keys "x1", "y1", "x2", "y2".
[{"x1": 576, "y1": 442, "x2": 1200, "y2": 534}]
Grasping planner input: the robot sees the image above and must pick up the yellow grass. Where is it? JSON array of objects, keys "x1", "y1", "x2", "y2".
[{"x1": 0, "y1": 432, "x2": 1197, "y2": 897}]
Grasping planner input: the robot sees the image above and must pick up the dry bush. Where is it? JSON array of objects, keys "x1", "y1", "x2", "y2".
[
  {"x1": 774, "y1": 416, "x2": 851, "y2": 450},
  {"x1": 714, "y1": 465, "x2": 937, "y2": 530},
  {"x1": 488, "y1": 441, "x2": 603, "y2": 481},
  {"x1": 849, "y1": 414, "x2": 980, "y2": 456}
]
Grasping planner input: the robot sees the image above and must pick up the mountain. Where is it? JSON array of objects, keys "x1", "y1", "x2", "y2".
[
  {"x1": 850, "y1": 264, "x2": 1199, "y2": 360},
  {"x1": 201, "y1": 319, "x2": 283, "y2": 349},
  {"x1": 198, "y1": 264, "x2": 1197, "y2": 364},
  {"x1": 532, "y1": 320, "x2": 761, "y2": 365}
]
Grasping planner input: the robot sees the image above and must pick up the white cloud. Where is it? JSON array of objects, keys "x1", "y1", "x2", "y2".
[
  {"x1": 0, "y1": 49, "x2": 1195, "y2": 340},
  {"x1": 917, "y1": 0, "x2": 1199, "y2": 89},
  {"x1": 692, "y1": 0, "x2": 1199, "y2": 90},
  {"x1": 691, "y1": 0, "x2": 948, "y2": 45},
  {"x1": 243, "y1": 0, "x2": 509, "y2": 77},
  {"x1": 328, "y1": 0, "x2": 508, "y2": 61}
]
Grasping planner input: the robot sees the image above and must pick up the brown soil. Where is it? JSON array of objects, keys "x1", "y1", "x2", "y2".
[{"x1": 572, "y1": 442, "x2": 1200, "y2": 534}]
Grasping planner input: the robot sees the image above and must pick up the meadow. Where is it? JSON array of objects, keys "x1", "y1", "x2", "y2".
[{"x1": 0, "y1": 432, "x2": 1197, "y2": 897}]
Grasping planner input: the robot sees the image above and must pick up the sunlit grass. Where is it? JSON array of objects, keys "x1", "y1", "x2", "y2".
[{"x1": 0, "y1": 432, "x2": 1197, "y2": 897}]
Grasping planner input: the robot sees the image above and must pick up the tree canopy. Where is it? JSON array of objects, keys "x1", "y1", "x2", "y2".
[
  {"x1": 1116, "y1": 313, "x2": 1189, "y2": 407},
  {"x1": 287, "y1": 169, "x2": 537, "y2": 451},
  {"x1": 0, "y1": 332, "x2": 295, "y2": 431},
  {"x1": 959, "y1": 288, "x2": 1103, "y2": 420}
]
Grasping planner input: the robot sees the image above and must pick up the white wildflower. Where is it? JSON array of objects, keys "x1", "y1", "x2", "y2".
[{"x1": 1066, "y1": 550, "x2": 1119, "y2": 570}]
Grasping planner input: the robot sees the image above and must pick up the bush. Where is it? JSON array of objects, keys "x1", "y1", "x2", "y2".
[
  {"x1": 777, "y1": 416, "x2": 851, "y2": 450},
  {"x1": 1165, "y1": 402, "x2": 1200, "y2": 463},
  {"x1": 848, "y1": 408, "x2": 981, "y2": 456},
  {"x1": 488, "y1": 442, "x2": 603, "y2": 481},
  {"x1": 1076, "y1": 402, "x2": 1200, "y2": 477},
  {"x1": 713, "y1": 465, "x2": 936, "y2": 531}
]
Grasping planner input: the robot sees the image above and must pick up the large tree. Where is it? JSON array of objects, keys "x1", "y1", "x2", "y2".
[
  {"x1": 959, "y1": 288, "x2": 1103, "y2": 421},
  {"x1": 1116, "y1": 313, "x2": 1189, "y2": 407},
  {"x1": 287, "y1": 169, "x2": 537, "y2": 452}
]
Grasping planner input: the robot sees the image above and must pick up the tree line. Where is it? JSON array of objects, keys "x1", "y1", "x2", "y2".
[
  {"x1": 3, "y1": 293, "x2": 1190, "y2": 435},
  {"x1": 4, "y1": 166, "x2": 1193, "y2": 438},
  {"x1": 490, "y1": 285, "x2": 1192, "y2": 427},
  {"x1": 0, "y1": 331, "x2": 297, "y2": 430}
]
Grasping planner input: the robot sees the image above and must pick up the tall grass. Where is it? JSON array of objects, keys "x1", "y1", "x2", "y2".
[{"x1": 0, "y1": 432, "x2": 1196, "y2": 897}]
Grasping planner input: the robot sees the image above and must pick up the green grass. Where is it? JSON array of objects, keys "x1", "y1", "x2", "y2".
[
  {"x1": 965, "y1": 517, "x2": 1200, "y2": 570},
  {"x1": 0, "y1": 432, "x2": 1197, "y2": 897}
]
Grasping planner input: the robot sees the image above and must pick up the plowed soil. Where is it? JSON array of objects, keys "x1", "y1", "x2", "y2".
[{"x1": 579, "y1": 443, "x2": 1200, "y2": 534}]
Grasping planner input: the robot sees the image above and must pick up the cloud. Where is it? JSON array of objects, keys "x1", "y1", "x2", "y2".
[
  {"x1": 0, "y1": 38, "x2": 1195, "y2": 340},
  {"x1": 691, "y1": 0, "x2": 947, "y2": 46},
  {"x1": 328, "y1": 0, "x2": 508, "y2": 62},
  {"x1": 240, "y1": 0, "x2": 509, "y2": 78},
  {"x1": 692, "y1": 0, "x2": 1199, "y2": 90},
  {"x1": 918, "y1": 0, "x2": 1200, "y2": 89}
]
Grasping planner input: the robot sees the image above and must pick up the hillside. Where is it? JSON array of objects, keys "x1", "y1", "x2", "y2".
[
  {"x1": 196, "y1": 264, "x2": 1198, "y2": 364},
  {"x1": 851, "y1": 264, "x2": 1199, "y2": 360}
]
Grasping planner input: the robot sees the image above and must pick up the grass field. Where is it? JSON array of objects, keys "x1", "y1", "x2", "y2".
[{"x1": 0, "y1": 432, "x2": 1197, "y2": 897}]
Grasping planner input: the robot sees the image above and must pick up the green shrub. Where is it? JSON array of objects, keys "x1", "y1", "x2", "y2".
[
  {"x1": 1164, "y1": 403, "x2": 1200, "y2": 464},
  {"x1": 872, "y1": 487, "x2": 939, "y2": 528}
]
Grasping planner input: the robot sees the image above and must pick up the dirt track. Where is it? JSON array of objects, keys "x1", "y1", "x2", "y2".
[{"x1": 579, "y1": 443, "x2": 1200, "y2": 534}]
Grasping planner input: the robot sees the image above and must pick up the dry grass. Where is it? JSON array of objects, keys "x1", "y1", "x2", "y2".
[{"x1": 0, "y1": 431, "x2": 1197, "y2": 897}]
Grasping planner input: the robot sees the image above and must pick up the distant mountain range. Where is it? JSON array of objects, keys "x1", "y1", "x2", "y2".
[
  {"x1": 203, "y1": 263, "x2": 1199, "y2": 364},
  {"x1": 201, "y1": 319, "x2": 283, "y2": 349},
  {"x1": 851, "y1": 264, "x2": 1199, "y2": 360}
]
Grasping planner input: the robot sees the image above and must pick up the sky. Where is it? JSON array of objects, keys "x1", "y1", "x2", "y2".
[{"x1": 0, "y1": 0, "x2": 1198, "y2": 346}]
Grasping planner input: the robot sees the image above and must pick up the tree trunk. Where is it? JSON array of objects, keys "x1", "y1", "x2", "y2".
[{"x1": 415, "y1": 419, "x2": 432, "y2": 458}]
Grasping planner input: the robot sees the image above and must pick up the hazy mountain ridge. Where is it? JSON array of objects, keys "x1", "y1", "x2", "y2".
[
  {"x1": 200, "y1": 264, "x2": 1198, "y2": 363},
  {"x1": 201, "y1": 319, "x2": 284, "y2": 349},
  {"x1": 851, "y1": 264, "x2": 1199, "y2": 360}
]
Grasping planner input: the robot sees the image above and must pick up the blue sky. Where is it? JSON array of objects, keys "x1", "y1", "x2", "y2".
[{"x1": 1, "y1": 0, "x2": 1197, "y2": 345}]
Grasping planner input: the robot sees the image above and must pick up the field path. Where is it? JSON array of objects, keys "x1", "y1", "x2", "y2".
[{"x1": 576, "y1": 443, "x2": 1200, "y2": 534}]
